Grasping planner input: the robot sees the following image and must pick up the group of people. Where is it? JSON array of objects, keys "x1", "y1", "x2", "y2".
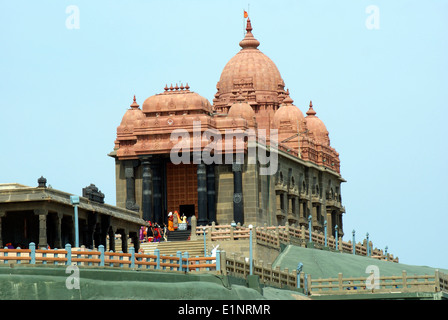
[
  {"x1": 167, "y1": 210, "x2": 187, "y2": 232},
  {"x1": 139, "y1": 211, "x2": 189, "y2": 243},
  {"x1": 139, "y1": 222, "x2": 165, "y2": 243}
]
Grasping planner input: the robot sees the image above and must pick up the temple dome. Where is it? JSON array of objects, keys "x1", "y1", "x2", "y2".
[
  {"x1": 272, "y1": 95, "x2": 305, "y2": 132},
  {"x1": 305, "y1": 101, "x2": 330, "y2": 145},
  {"x1": 142, "y1": 84, "x2": 212, "y2": 114},
  {"x1": 215, "y1": 18, "x2": 286, "y2": 103},
  {"x1": 117, "y1": 96, "x2": 145, "y2": 133},
  {"x1": 227, "y1": 94, "x2": 255, "y2": 121}
]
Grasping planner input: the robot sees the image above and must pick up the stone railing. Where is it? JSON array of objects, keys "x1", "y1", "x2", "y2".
[
  {"x1": 220, "y1": 250, "x2": 302, "y2": 290},
  {"x1": 0, "y1": 243, "x2": 217, "y2": 272},
  {"x1": 309, "y1": 270, "x2": 441, "y2": 295},
  {"x1": 2, "y1": 242, "x2": 445, "y2": 297},
  {"x1": 436, "y1": 270, "x2": 448, "y2": 293},
  {"x1": 194, "y1": 222, "x2": 398, "y2": 262}
]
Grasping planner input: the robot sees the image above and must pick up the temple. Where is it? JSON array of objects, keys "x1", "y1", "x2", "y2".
[{"x1": 109, "y1": 18, "x2": 345, "y2": 238}]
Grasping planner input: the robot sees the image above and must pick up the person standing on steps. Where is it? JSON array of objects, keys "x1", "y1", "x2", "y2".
[{"x1": 168, "y1": 212, "x2": 174, "y2": 232}]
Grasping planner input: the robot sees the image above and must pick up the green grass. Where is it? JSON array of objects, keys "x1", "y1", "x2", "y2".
[{"x1": 272, "y1": 245, "x2": 448, "y2": 279}]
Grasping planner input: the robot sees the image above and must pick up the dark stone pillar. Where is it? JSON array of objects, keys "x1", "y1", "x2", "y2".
[
  {"x1": 100, "y1": 215, "x2": 111, "y2": 247},
  {"x1": 232, "y1": 162, "x2": 244, "y2": 225},
  {"x1": 152, "y1": 160, "x2": 162, "y2": 225},
  {"x1": 54, "y1": 213, "x2": 63, "y2": 249},
  {"x1": 108, "y1": 227, "x2": 116, "y2": 252},
  {"x1": 80, "y1": 220, "x2": 87, "y2": 248},
  {"x1": 120, "y1": 229, "x2": 128, "y2": 253},
  {"x1": 87, "y1": 213, "x2": 98, "y2": 249},
  {"x1": 34, "y1": 208, "x2": 48, "y2": 249},
  {"x1": 207, "y1": 164, "x2": 216, "y2": 223},
  {"x1": 131, "y1": 232, "x2": 140, "y2": 253},
  {"x1": 0, "y1": 211, "x2": 5, "y2": 248},
  {"x1": 125, "y1": 160, "x2": 140, "y2": 212},
  {"x1": 141, "y1": 158, "x2": 153, "y2": 222},
  {"x1": 197, "y1": 161, "x2": 208, "y2": 226}
]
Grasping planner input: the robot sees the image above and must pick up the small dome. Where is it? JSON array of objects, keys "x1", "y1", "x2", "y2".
[
  {"x1": 142, "y1": 84, "x2": 212, "y2": 114},
  {"x1": 305, "y1": 101, "x2": 330, "y2": 145},
  {"x1": 272, "y1": 95, "x2": 305, "y2": 132},
  {"x1": 117, "y1": 96, "x2": 145, "y2": 133},
  {"x1": 227, "y1": 94, "x2": 255, "y2": 121}
]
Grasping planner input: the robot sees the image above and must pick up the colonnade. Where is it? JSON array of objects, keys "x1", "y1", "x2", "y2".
[{"x1": 123, "y1": 156, "x2": 246, "y2": 227}]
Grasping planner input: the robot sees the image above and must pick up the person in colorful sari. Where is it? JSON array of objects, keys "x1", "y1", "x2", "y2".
[{"x1": 168, "y1": 212, "x2": 174, "y2": 232}]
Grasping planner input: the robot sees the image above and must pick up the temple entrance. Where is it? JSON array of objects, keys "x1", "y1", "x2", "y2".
[
  {"x1": 179, "y1": 204, "x2": 195, "y2": 218},
  {"x1": 166, "y1": 162, "x2": 198, "y2": 219},
  {"x1": 179, "y1": 204, "x2": 195, "y2": 229}
]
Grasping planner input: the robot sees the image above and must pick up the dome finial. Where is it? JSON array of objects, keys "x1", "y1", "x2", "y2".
[
  {"x1": 239, "y1": 17, "x2": 260, "y2": 49},
  {"x1": 283, "y1": 93, "x2": 293, "y2": 105},
  {"x1": 246, "y1": 17, "x2": 253, "y2": 33},
  {"x1": 306, "y1": 100, "x2": 316, "y2": 116},
  {"x1": 130, "y1": 95, "x2": 139, "y2": 108}
]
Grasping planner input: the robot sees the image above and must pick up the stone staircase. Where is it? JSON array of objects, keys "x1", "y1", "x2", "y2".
[
  {"x1": 167, "y1": 229, "x2": 191, "y2": 242},
  {"x1": 139, "y1": 239, "x2": 206, "y2": 257}
]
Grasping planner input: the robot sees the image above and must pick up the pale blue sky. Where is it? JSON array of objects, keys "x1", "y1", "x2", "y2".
[{"x1": 1, "y1": 0, "x2": 447, "y2": 269}]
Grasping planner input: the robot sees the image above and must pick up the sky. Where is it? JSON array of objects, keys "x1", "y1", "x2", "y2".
[{"x1": 0, "y1": 0, "x2": 447, "y2": 270}]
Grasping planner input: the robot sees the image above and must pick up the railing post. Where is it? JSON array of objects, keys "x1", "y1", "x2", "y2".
[
  {"x1": 202, "y1": 227, "x2": 207, "y2": 256},
  {"x1": 183, "y1": 252, "x2": 189, "y2": 273},
  {"x1": 324, "y1": 221, "x2": 327, "y2": 247},
  {"x1": 296, "y1": 262, "x2": 303, "y2": 289},
  {"x1": 3, "y1": 246, "x2": 7, "y2": 264},
  {"x1": 338, "y1": 273, "x2": 343, "y2": 291},
  {"x1": 402, "y1": 270, "x2": 407, "y2": 290},
  {"x1": 42, "y1": 247, "x2": 47, "y2": 265},
  {"x1": 304, "y1": 274, "x2": 308, "y2": 295},
  {"x1": 65, "y1": 243, "x2": 71, "y2": 266},
  {"x1": 177, "y1": 251, "x2": 182, "y2": 271},
  {"x1": 119, "y1": 252, "x2": 123, "y2": 268},
  {"x1": 307, "y1": 215, "x2": 312, "y2": 243},
  {"x1": 155, "y1": 248, "x2": 160, "y2": 270},
  {"x1": 435, "y1": 270, "x2": 440, "y2": 292},
  {"x1": 215, "y1": 250, "x2": 220, "y2": 273},
  {"x1": 335, "y1": 225, "x2": 338, "y2": 251},
  {"x1": 16, "y1": 246, "x2": 21, "y2": 264},
  {"x1": 366, "y1": 232, "x2": 370, "y2": 257},
  {"x1": 99, "y1": 245, "x2": 105, "y2": 267},
  {"x1": 220, "y1": 250, "x2": 227, "y2": 275},
  {"x1": 130, "y1": 247, "x2": 135, "y2": 268},
  {"x1": 30, "y1": 242, "x2": 36, "y2": 264},
  {"x1": 352, "y1": 230, "x2": 356, "y2": 255}
]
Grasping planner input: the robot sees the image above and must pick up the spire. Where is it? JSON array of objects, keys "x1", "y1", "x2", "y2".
[
  {"x1": 283, "y1": 95, "x2": 294, "y2": 105},
  {"x1": 246, "y1": 17, "x2": 253, "y2": 32},
  {"x1": 130, "y1": 95, "x2": 139, "y2": 109},
  {"x1": 306, "y1": 100, "x2": 316, "y2": 116},
  {"x1": 239, "y1": 17, "x2": 260, "y2": 49},
  {"x1": 282, "y1": 90, "x2": 294, "y2": 105}
]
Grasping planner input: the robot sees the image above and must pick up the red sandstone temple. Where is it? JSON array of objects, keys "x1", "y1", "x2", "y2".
[{"x1": 109, "y1": 18, "x2": 345, "y2": 237}]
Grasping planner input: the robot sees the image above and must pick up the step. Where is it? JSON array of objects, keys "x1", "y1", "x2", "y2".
[
  {"x1": 167, "y1": 230, "x2": 191, "y2": 242},
  {"x1": 140, "y1": 240, "x2": 206, "y2": 257}
]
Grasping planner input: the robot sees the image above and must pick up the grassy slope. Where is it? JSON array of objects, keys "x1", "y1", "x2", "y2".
[{"x1": 272, "y1": 245, "x2": 448, "y2": 279}]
